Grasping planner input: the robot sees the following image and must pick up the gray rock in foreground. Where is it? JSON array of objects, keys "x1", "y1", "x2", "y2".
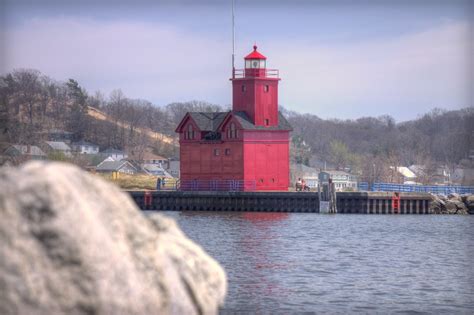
[{"x1": 0, "y1": 162, "x2": 227, "y2": 315}]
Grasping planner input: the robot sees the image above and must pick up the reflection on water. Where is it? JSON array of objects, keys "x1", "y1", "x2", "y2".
[
  {"x1": 152, "y1": 212, "x2": 474, "y2": 314},
  {"x1": 241, "y1": 212, "x2": 289, "y2": 222}
]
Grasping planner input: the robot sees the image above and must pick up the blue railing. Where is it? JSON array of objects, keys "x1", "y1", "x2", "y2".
[
  {"x1": 358, "y1": 182, "x2": 369, "y2": 191},
  {"x1": 180, "y1": 179, "x2": 257, "y2": 191},
  {"x1": 363, "y1": 182, "x2": 474, "y2": 194}
]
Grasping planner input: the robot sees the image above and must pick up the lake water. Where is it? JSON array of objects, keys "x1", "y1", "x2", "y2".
[{"x1": 157, "y1": 212, "x2": 474, "y2": 314}]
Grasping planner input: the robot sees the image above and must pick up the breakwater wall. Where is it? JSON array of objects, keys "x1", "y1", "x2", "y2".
[{"x1": 127, "y1": 191, "x2": 433, "y2": 214}]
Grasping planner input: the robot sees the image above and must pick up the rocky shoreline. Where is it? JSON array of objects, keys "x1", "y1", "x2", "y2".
[{"x1": 430, "y1": 193, "x2": 474, "y2": 215}]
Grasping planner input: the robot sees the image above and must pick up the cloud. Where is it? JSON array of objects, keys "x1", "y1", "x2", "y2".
[
  {"x1": 3, "y1": 17, "x2": 232, "y2": 104},
  {"x1": 2, "y1": 17, "x2": 472, "y2": 120},
  {"x1": 265, "y1": 21, "x2": 472, "y2": 120}
]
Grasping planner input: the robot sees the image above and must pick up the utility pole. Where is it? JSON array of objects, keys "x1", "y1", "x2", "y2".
[{"x1": 231, "y1": 0, "x2": 235, "y2": 78}]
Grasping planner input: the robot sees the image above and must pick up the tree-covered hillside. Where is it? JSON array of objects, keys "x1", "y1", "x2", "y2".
[{"x1": 1, "y1": 69, "x2": 472, "y2": 183}]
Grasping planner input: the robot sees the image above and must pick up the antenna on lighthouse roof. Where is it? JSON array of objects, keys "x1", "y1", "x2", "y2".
[{"x1": 232, "y1": 0, "x2": 235, "y2": 78}]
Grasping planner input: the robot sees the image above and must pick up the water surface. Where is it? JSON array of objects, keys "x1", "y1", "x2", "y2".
[{"x1": 156, "y1": 212, "x2": 474, "y2": 314}]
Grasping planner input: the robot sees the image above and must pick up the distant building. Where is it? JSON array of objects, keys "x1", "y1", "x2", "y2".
[
  {"x1": 452, "y1": 168, "x2": 474, "y2": 185},
  {"x1": 142, "y1": 164, "x2": 172, "y2": 177},
  {"x1": 96, "y1": 159, "x2": 137, "y2": 174},
  {"x1": 128, "y1": 150, "x2": 167, "y2": 166},
  {"x1": 431, "y1": 166, "x2": 451, "y2": 185},
  {"x1": 291, "y1": 164, "x2": 319, "y2": 188},
  {"x1": 100, "y1": 148, "x2": 127, "y2": 161},
  {"x1": 164, "y1": 160, "x2": 180, "y2": 178},
  {"x1": 77, "y1": 154, "x2": 108, "y2": 172},
  {"x1": 394, "y1": 166, "x2": 417, "y2": 184},
  {"x1": 41, "y1": 141, "x2": 72, "y2": 157},
  {"x1": 319, "y1": 170, "x2": 358, "y2": 191},
  {"x1": 71, "y1": 140, "x2": 99, "y2": 155},
  {"x1": 408, "y1": 164, "x2": 450, "y2": 185},
  {"x1": 3, "y1": 145, "x2": 47, "y2": 161},
  {"x1": 44, "y1": 129, "x2": 74, "y2": 143}
]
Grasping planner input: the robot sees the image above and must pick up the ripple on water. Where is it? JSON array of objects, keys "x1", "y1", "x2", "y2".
[{"x1": 151, "y1": 212, "x2": 474, "y2": 314}]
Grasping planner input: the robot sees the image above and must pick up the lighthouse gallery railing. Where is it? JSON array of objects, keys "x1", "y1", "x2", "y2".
[{"x1": 233, "y1": 69, "x2": 279, "y2": 79}]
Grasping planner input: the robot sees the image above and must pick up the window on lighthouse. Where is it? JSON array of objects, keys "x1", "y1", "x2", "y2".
[
  {"x1": 245, "y1": 59, "x2": 266, "y2": 69},
  {"x1": 187, "y1": 124, "x2": 195, "y2": 140},
  {"x1": 228, "y1": 123, "x2": 237, "y2": 139}
]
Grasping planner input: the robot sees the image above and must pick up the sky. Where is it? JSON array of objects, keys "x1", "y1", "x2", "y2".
[{"x1": 1, "y1": 0, "x2": 473, "y2": 121}]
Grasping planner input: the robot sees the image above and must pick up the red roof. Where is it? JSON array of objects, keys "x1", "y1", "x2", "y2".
[{"x1": 244, "y1": 45, "x2": 267, "y2": 60}]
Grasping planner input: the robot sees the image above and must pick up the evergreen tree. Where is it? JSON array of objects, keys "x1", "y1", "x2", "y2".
[{"x1": 66, "y1": 79, "x2": 88, "y2": 140}]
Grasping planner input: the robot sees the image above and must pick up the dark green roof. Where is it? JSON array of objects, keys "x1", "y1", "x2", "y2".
[
  {"x1": 188, "y1": 112, "x2": 229, "y2": 131},
  {"x1": 233, "y1": 111, "x2": 293, "y2": 131},
  {"x1": 188, "y1": 111, "x2": 292, "y2": 132}
]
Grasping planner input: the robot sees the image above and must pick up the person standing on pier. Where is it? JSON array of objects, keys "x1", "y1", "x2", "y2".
[
  {"x1": 156, "y1": 177, "x2": 162, "y2": 191},
  {"x1": 296, "y1": 178, "x2": 302, "y2": 191}
]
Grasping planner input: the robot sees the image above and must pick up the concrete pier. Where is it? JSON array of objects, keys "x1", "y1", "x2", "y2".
[{"x1": 128, "y1": 191, "x2": 433, "y2": 214}]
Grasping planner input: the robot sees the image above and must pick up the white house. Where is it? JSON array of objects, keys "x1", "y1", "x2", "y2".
[
  {"x1": 71, "y1": 140, "x2": 99, "y2": 155},
  {"x1": 100, "y1": 148, "x2": 127, "y2": 161},
  {"x1": 320, "y1": 170, "x2": 358, "y2": 191},
  {"x1": 395, "y1": 166, "x2": 417, "y2": 184}
]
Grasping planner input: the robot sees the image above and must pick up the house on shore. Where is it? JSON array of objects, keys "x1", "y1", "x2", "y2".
[
  {"x1": 452, "y1": 168, "x2": 474, "y2": 185},
  {"x1": 100, "y1": 148, "x2": 127, "y2": 161},
  {"x1": 142, "y1": 164, "x2": 172, "y2": 177},
  {"x1": 96, "y1": 158, "x2": 137, "y2": 174},
  {"x1": 128, "y1": 150, "x2": 168, "y2": 166},
  {"x1": 3, "y1": 145, "x2": 47, "y2": 162},
  {"x1": 71, "y1": 140, "x2": 100, "y2": 155},
  {"x1": 291, "y1": 164, "x2": 319, "y2": 188},
  {"x1": 319, "y1": 170, "x2": 358, "y2": 191},
  {"x1": 392, "y1": 166, "x2": 417, "y2": 184},
  {"x1": 164, "y1": 160, "x2": 180, "y2": 178},
  {"x1": 41, "y1": 141, "x2": 72, "y2": 157},
  {"x1": 408, "y1": 164, "x2": 451, "y2": 185}
]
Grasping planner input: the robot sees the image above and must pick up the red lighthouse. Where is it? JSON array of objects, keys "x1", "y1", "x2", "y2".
[{"x1": 176, "y1": 45, "x2": 292, "y2": 191}]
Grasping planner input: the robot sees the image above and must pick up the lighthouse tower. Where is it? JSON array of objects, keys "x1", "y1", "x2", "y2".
[
  {"x1": 176, "y1": 45, "x2": 292, "y2": 191},
  {"x1": 232, "y1": 45, "x2": 280, "y2": 127}
]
